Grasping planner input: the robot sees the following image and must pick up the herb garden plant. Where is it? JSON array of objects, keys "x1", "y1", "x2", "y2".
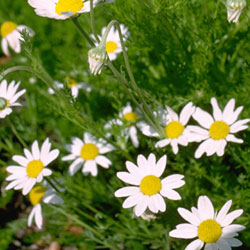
[{"x1": 0, "y1": 0, "x2": 249, "y2": 250}]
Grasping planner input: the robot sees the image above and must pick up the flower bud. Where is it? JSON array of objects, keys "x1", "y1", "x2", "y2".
[
  {"x1": 226, "y1": 0, "x2": 246, "y2": 23},
  {"x1": 88, "y1": 44, "x2": 108, "y2": 75}
]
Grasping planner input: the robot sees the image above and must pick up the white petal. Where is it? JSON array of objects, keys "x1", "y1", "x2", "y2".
[
  {"x1": 211, "y1": 98, "x2": 222, "y2": 121},
  {"x1": 197, "y1": 196, "x2": 214, "y2": 220},
  {"x1": 185, "y1": 239, "x2": 203, "y2": 250},
  {"x1": 40, "y1": 138, "x2": 51, "y2": 161},
  {"x1": 226, "y1": 134, "x2": 243, "y2": 144},
  {"x1": 160, "y1": 188, "x2": 181, "y2": 200},
  {"x1": 226, "y1": 238, "x2": 242, "y2": 247},
  {"x1": 42, "y1": 168, "x2": 52, "y2": 177},
  {"x1": 155, "y1": 194, "x2": 166, "y2": 212},
  {"x1": 83, "y1": 160, "x2": 98, "y2": 176},
  {"x1": 31, "y1": 140, "x2": 40, "y2": 160},
  {"x1": 42, "y1": 149, "x2": 59, "y2": 166},
  {"x1": 161, "y1": 174, "x2": 184, "y2": 185},
  {"x1": 129, "y1": 126, "x2": 139, "y2": 148},
  {"x1": 167, "y1": 106, "x2": 178, "y2": 121},
  {"x1": 162, "y1": 180, "x2": 185, "y2": 189},
  {"x1": 28, "y1": 206, "x2": 36, "y2": 227},
  {"x1": 216, "y1": 238, "x2": 231, "y2": 250},
  {"x1": 148, "y1": 195, "x2": 159, "y2": 213},
  {"x1": 114, "y1": 186, "x2": 140, "y2": 197},
  {"x1": 34, "y1": 204, "x2": 43, "y2": 229},
  {"x1": 62, "y1": 154, "x2": 76, "y2": 161},
  {"x1": 68, "y1": 158, "x2": 83, "y2": 176},
  {"x1": 222, "y1": 224, "x2": 246, "y2": 237},
  {"x1": 194, "y1": 139, "x2": 215, "y2": 158},
  {"x1": 155, "y1": 138, "x2": 170, "y2": 148},
  {"x1": 204, "y1": 244, "x2": 213, "y2": 250},
  {"x1": 122, "y1": 193, "x2": 143, "y2": 208},
  {"x1": 216, "y1": 200, "x2": 232, "y2": 224},
  {"x1": 12, "y1": 155, "x2": 29, "y2": 167},
  {"x1": 6, "y1": 166, "x2": 26, "y2": 174},
  {"x1": 154, "y1": 154, "x2": 167, "y2": 177},
  {"x1": 169, "y1": 228, "x2": 198, "y2": 240},
  {"x1": 23, "y1": 149, "x2": 33, "y2": 161},
  {"x1": 171, "y1": 140, "x2": 179, "y2": 154},
  {"x1": 117, "y1": 172, "x2": 140, "y2": 185},
  {"x1": 125, "y1": 161, "x2": 142, "y2": 177},
  {"x1": 230, "y1": 119, "x2": 250, "y2": 133},
  {"x1": 95, "y1": 155, "x2": 111, "y2": 168},
  {"x1": 220, "y1": 209, "x2": 243, "y2": 227},
  {"x1": 22, "y1": 178, "x2": 36, "y2": 195},
  {"x1": 216, "y1": 139, "x2": 227, "y2": 157},
  {"x1": 137, "y1": 121, "x2": 159, "y2": 137},
  {"x1": 177, "y1": 208, "x2": 201, "y2": 226},
  {"x1": 179, "y1": 102, "x2": 195, "y2": 125},
  {"x1": 134, "y1": 195, "x2": 149, "y2": 216},
  {"x1": 192, "y1": 108, "x2": 214, "y2": 129}
]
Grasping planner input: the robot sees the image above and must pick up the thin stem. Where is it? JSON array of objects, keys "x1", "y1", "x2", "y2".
[
  {"x1": 44, "y1": 177, "x2": 60, "y2": 193},
  {"x1": 71, "y1": 17, "x2": 95, "y2": 46},
  {"x1": 90, "y1": 0, "x2": 100, "y2": 42},
  {"x1": 213, "y1": 0, "x2": 221, "y2": 19}
]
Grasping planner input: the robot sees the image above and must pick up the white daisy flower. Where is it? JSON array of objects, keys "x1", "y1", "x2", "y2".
[
  {"x1": 226, "y1": 0, "x2": 246, "y2": 23},
  {"x1": 0, "y1": 80, "x2": 26, "y2": 119},
  {"x1": 92, "y1": 24, "x2": 128, "y2": 61},
  {"x1": 28, "y1": 185, "x2": 63, "y2": 229},
  {"x1": 114, "y1": 153, "x2": 185, "y2": 217},
  {"x1": 5, "y1": 138, "x2": 60, "y2": 195},
  {"x1": 138, "y1": 102, "x2": 195, "y2": 154},
  {"x1": 28, "y1": 0, "x2": 99, "y2": 20},
  {"x1": 62, "y1": 132, "x2": 114, "y2": 176},
  {"x1": 1, "y1": 21, "x2": 34, "y2": 56},
  {"x1": 48, "y1": 77, "x2": 91, "y2": 98},
  {"x1": 169, "y1": 195, "x2": 245, "y2": 250},
  {"x1": 187, "y1": 98, "x2": 250, "y2": 158}
]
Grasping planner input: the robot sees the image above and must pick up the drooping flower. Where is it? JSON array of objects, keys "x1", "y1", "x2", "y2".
[
  {"x1": 62, "y1": 132, "x2": 114, "y2": 176},
  {"x1": 28, "y1": 0, "x2": 99, "y2": 20},
  {"x1": 139, "y1": 102, "x2": 195, "y2": 154},
  {"x1": 5, "y1": 138, "x2": 60, "y2": 195},
  {"x1": 0, "y1": 80, "x2": 26, "y2": 119},
  {"x1": 114, "y1": 153, "x2": 185, "y2": 217},
  {"x1": 48, "y1": 77, "x2": 91, "y2": 98},
  {"x1": 187, "y1": 98, "x2": 250, "y2": 158},
  {"x1": 91, "y1": 24, "x2": 129, "y2": 61},
  {"x1": 1, "y1": 21, "x2": 34, "y2": 56},
  {"x1": 226, "y1": 0, "x2": 246, "y2": 23},
  {"x1": 28, "y1": 185, "x2": 63, "y2": 229},
  {"x1": 169, "y1": 195, "x2": 245, "y2": 250}
]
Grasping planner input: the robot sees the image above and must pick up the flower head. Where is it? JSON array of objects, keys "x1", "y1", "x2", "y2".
[
  {"x1": 62, "y1": 132, "x2": 114, "y2": 176},
  {"x1": 226, "y1": 0, "x2": 246, "y2": 23},
  {"x1": 187, "y1": 98, "x2": 250, "y2": 158},
  {"x1": 169, "y1": 195, "x2": 245, "y2": 250},
  {"x1": 5, "y1": 138, "x2": 60, "y2": 195},
  {"x1": 28, "y1": 184, "x2": 63, "y2": 229},
  {"x1": 28, "y1": 0, "x2": 98, "y2": 20},
  {"x1": 1, "y1": 21, "x2": 34, "y2": 56},
  {"x1": 0, "y1": 80, "x2": 26, "y2": 119},
  {"x1": 114, "y1": 153, "x2": 185, "y2": 217}
]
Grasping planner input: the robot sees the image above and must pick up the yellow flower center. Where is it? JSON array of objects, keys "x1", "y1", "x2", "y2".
[
  {"x1": 29, "y1": 186, "x2": 47, "y2": 206},
  {"x1": 66, "y1": 76, "x2": 78, "y2": 88},
  {"x1": 198, "y1": 219, "x2": 222, "y2": 243},
  {"x1": 0, "y1": 98, "x2": 9, "y2": 111},
  {"x1": 123, "y1": 112, "x2": 139, "y2": 122},
  {"x1": 209, "y1": 121, "x2": 230, "y2": 140},
  {"x1": 26, "y1": 160, "x2": 44, "y2": 178},
  {"x1": 80, "y1": 143, "x2": 99, "y2": 160},
  {"x1": 165, "y1": 121, "x2": 184, "y2": 139},
  {"x1": 105, "y1": 41, "x2": 118, "y2": 53},
  {"x1": 55, "y1": 0, "x2": 83, "y2": 16},
  {"x1": 1, "y1": 21, "x2": 17, "y2": 38},
  {"x1": 140, "y1": 175, "x2": 162, "y2": 196}
]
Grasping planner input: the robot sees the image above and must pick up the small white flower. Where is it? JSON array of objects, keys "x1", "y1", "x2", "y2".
[
  {"x1": 28, "y1": 185, "x2": 63, "y2": 229},
  {"x1": 226, "y1": 0, "x2": 246, "y2": 23},
  {"x1": 138, "y1": 102, "x2": 195, "y2": 154},
  {"x1": 0, "y1": 80, "x2": 26, "y2": 119},
  {"x1": 62, "y1": 132, "x2": 114, "y2": 176},
  {"x1": 5, "y1": 138, "x2": 60, "y2": 195},
  {"x1": 91, "y1": 24, "x2": 128, "y2": 61},
  {"x1": 48, "y1": 77, "x2": 91, "y2": 98},
  {"x1": 28, "y1": 0, "x2": 98, "y2": 20},
  {"x1": 187, "y1": 98, "x2": 250, "y2": 158},
  {"x1": 1, "y1": 21, "x2": 34, "y2": 56},
  {"x1": 169, "y1": 195, "x2": 245, "y2": 250},
  {"x1": 114, "y1": 153, "x2": 185, "y2": 217}
]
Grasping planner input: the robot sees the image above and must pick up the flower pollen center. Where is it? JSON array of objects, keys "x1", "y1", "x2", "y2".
[
  {"x1": 165, "y1": 121, "x2": 184, "y2": 139},
  {"x1": 198, "y1": 219, "x2": 222, "y2": 243},
  {"x1": 66, "y1": 76, "x2": 78, "y2": 88},
  {"x1": 209, "y1": 121, "x2": 229, "y2": 140},
  {"x1": 1, "y1": 21, "x2": 17, "y2": 38},
  {"x1": 123, "y1": 112, "x2": 139, "y2": 122},
  {"x1": 55, "y1": 0, "x2": 83, "y2": 16},
  {"x1": 26, "y1": 160, "x2": 44, "y2": 178},
  {"x1": 140, "y1": 175, "x2": 162, "y2": 196},
  {"x1": 105, "y1": 41, "x2": 118, "y2": 53},
  {"x1": 80, "y1": 143, "x2": 99, "y2": 160},
  {"x1": 29, "y1": 186, "x2": 47, "y2": 206}
]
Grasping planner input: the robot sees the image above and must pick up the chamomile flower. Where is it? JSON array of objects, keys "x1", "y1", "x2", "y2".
[
  {"x1": 62, "y1": 132, "x2": 114, "y2": 176},
  {"x1": 5, "y1": 138, "x2": 60, "y2": 195},
  {"x1": 114, "y1": 153, "x2": 185, "y2": 217},
  {"x1": 169, "y1": 195, "x2": 245, "y2": 250},
  {"x1": 139, "y1": 102, "x2": 195, "y2": 154},
  {"x1": 28, "y1": 185, "x2": 63, "y2": 229},
  {"x1": 91, "y1": 24, "x2": 128, "y2": 61},
  {"x1": 0, "y1": 80, "x2": 26, "y2": 119},
  {"x1": 28, "y1": 0, "x2": 98, "y2": 20},
  {"x1": 226, "y1": 0, "x2": 246, "y2": 23},
  {"x1": 1, "y1": 21, "x2": 34, "y2": 56},
  {"x1": 48, "y1": 77, "x2": 91, "y2": 98},
  {"x1": 187, "y1": 98, "x2": 250, "y2": 158}
]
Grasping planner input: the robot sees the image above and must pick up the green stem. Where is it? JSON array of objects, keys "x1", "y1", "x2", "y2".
[
  {"x1": 44, "y1": 177, "x2": 60, "y2": 193},
  {"x1": 90, "y1": 0, "x2": 100, "y2": 42},
  {"x1": 71, "y1": 17, "x2": 95, "y2": 46},
  {"x1": 213, "y1": 0, "x2": 221, "y2": 19}
]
